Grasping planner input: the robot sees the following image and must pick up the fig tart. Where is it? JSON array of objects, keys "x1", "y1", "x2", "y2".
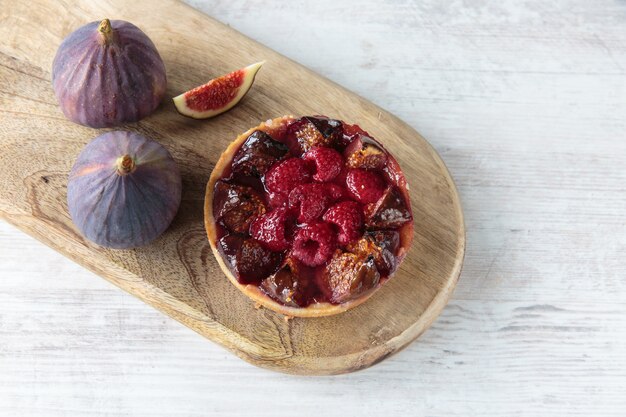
[{"x1": 205, "y1": 116, "x2": 414, "y2": 317}]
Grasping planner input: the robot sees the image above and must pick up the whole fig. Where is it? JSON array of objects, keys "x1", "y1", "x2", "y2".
[
  {"x1": 52, "y1": 19, "x2": 167, "y2": 128},
  {"x1": 68, "y1": 131, "x2": 181, "y2": 249}
]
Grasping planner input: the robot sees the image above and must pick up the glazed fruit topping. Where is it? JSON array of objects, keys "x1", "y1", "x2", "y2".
[
  {"x1": 264, "y1": 157, "x2": 311, "y2": 196},
  {"x1": 260, "y1": 258, "x2": 313, "y2": 307},
  {"x1": 285, "y1": 116, "x2": 343, "y2": 154},
  {"x1": 292, "y1": 221, "x2": 337, "y2": 267},
  {"x1": 307, "y1": 116, "x2": 343, "y2": 143},
  {"x1": 345, "y1": 168, "x2": 385, "y2": 204},
  {"x1": 218, "y1": 235, "x2": 282, "y2": 284},
  {"x1": 348, "y1": 230, "x2": 400, "y2": 275},
  {"x1": 238, "y1": 238, "x2": 282, "y2": 282},
  {"x1": 267, "y1": 191, "x2": 289, "y2": 208},
  {"x1": 232, "y1": 130, "x2": 288, "y2": 177},
  {"x1": 260, "y1": 264, "x2": 301, "y2": 307},
  {"x1": 213, "y1": 181, "x2": 266, "y2": 234},
  {"x1": 289, "y1": 183, "x2": 342, "y2": 223},
  {"x1": 365, "y1": 186, "x2": 412, "y2": 229},
  {"x1": 213, "y1": 116, "x2": 413, "y2": 307},
  {"x1": 322, "y1": 201, "x2": 363, "y2": 245},
  {"x1": 250, "y1": 207, "x2": 292, "y2": 251},
  {"x1": 344, "y1": 135, "x2": 388, "y2": 170},
  {"x1": 303, "y1": 146, "x2": 343, "y2": 182},
  {"x1": 322, "y1": 250, "x2": 380, "y2": 303}
]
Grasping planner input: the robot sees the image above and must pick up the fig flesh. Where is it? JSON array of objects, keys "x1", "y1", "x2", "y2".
[
  {"x1": 52, "y1": 19, "x2": 167, "y2": 128},
  {"x1": 67, "y1": 131, "x2": 181, "y2": 249},
  {"x1": 173, "y1": 62, "x2": 264, "y2": 119}
]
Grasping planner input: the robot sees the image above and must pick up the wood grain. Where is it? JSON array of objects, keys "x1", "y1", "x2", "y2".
[
  {"x1": 0, "y1": 0, "x2": 464, "y2": 374},
  {"x1": 2, "y1": 0, "x2": 626, "y2": 414}
]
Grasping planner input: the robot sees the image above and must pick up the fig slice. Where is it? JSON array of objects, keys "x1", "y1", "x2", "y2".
[{"x1": 173, "y1": 61, "x2": 264, "y2": 119}]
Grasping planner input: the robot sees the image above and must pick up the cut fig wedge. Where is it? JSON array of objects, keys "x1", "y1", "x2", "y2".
[{"x1": 173, "y1": 61, "x2": 264, "y2": 119}]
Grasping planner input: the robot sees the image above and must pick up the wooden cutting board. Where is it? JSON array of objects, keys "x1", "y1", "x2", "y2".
[{"x1": 0, "y1": 0, "x2": 465, "y2": 374}]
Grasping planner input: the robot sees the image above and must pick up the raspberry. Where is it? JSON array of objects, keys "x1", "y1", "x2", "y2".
[
  {"x1": 326, "y1": 183, "x2": 345, "y2": 200},
  {"x1": 267, "y1": 191, "x2": 288, "y2": 208},
  {"x1": 292, "y1": 221, "x2": 337, "y2": 267},
  {"x1": 289, "y1": 183, "x2": 342, "y2": 223},
  {"x1": 323, "y1": 201, "x2": 363, "y2": 245},
  {"x1": 250, "y1": 208, "x2": 291, "y2": 251},
  {"x1": 333, "y1": 166, "x2": 349, "y2": 186},
  {"x1": 345, "y1": 168, "x2": 385, "y2": 204},
  {"x1": 264, "y1": 157, "x2": 311, "y2": 196},
  {"x1": 303, "y1": 146, "x2": 343, "y2": 182}
]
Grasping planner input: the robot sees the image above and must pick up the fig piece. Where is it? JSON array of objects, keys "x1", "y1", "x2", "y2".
[
  {"x1": 52, "y1": 19, "x2": 167, "y2": 128},
  {"x1": 344, "y1": 134, "x2": 388, "y2": 170},
  {"x1": 348, "y1": 230, "x2": 400, "y2": 275},
  {"x1": 284, "y1": 116, "x2": 343, "y2": 155},
  {"x1": 218, "y1": 235, "x2": 282, "y2": 284},
  {"x1": 238, "y1": 238, "x2": 283, "y2": 284},
  {"x1": 173, "y1": 62, "x2": 264, "y2": 119},
  {"x1": 67, "y1": 131, "x2": 181, "y2": 249},
  {"x1": 232, "y1": 130, "x2": 288, "y2": 177},
  {"x1": 260, "y1": 258, "x2": 308, "y2": 307},
  {"x1": 365, "y1": 187, "x2": 412, "y2": 229},
  {"x1": 213, "y1": 181, "x2": 266, "y2": 234},
  {"x1": 322, "y1": 250, "x2": 380, "y2": 303}
]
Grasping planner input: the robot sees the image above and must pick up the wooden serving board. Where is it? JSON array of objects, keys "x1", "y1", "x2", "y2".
[{"x1": 0, "y1": 0, "x2": 465, "y2": 374}]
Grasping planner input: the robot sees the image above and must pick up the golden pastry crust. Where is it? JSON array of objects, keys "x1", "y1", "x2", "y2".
[{"x1": 204, "y1": 116, "x2": 413, "y2": 317}]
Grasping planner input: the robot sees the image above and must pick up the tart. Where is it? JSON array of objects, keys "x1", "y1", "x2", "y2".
[{"x1": 205, "y1": 115, "x2": 414, "y2": 317}]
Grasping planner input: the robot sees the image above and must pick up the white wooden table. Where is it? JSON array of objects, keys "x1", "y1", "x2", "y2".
[{"x1": 1, "y1": 0, "x2": 625, "y2": 415}]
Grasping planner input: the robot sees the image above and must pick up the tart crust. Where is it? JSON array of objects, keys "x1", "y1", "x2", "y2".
[{"x1": 204, "y1": 116, "x2": 414, "y2": 317}]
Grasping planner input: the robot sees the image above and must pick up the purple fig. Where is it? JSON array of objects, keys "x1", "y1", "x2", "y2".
[
  {"x1": 52, "y1": 19, "x2": 167, "y2": 128},
  {"x1": 67, "y1": 131, "x2": 181, "y2": 249}
]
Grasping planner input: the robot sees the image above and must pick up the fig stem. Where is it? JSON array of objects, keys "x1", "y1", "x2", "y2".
[
  {"x1": 116, "y1": 155, "x2": 135, "y2": 175},
  {"x1": 97, "y1": 19, "x2": 115, "y2": 44}
]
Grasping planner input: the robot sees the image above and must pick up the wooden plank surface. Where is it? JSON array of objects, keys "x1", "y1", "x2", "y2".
[
  {"x1": 1, "y1": 0, "x2": 626, "y2": 415},
  {"x1": 0, "y1": 0, "x2": 464, "y2": 374}
]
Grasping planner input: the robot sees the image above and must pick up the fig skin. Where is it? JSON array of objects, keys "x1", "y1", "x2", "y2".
[
  {"x1": 67, "y1": 131, "x2": 181, "y2": 249},
  {"x1": 52, "y1": 19, "x2": 167, "y2": 128}
]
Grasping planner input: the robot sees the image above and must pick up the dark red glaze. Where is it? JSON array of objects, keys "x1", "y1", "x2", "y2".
[{"x1": 213, "y1": 116, "x2": 413, "y2": 307}]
